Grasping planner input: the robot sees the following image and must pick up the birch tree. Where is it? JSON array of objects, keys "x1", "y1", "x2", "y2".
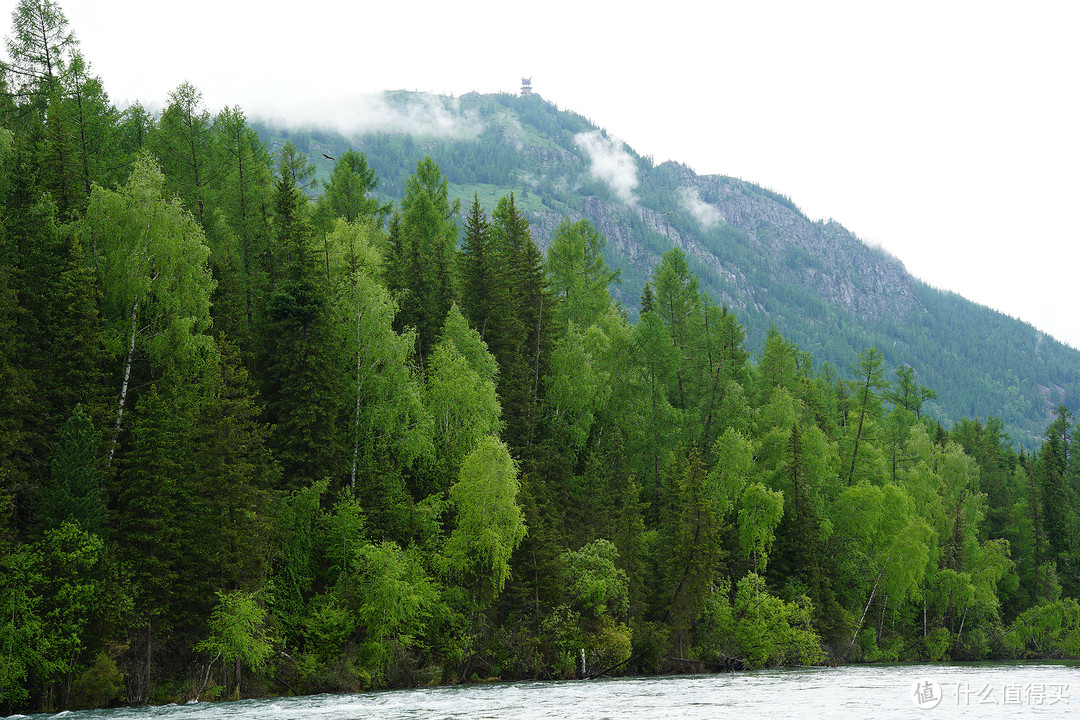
[
  {"x1": 445, "y1": 436, "x2": 526, "y2": 604},
  {"x1": 83, "y1": 153, "x2": 214, "y2": 461}
]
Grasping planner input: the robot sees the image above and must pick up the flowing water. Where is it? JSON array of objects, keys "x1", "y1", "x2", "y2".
[{"x1": 6, "y1": 663, "x2": 1079, "y2": 719}]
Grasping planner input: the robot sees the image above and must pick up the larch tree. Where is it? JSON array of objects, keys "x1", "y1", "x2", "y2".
[
  {"x1": 844, "y1": 347, "x2": 889, "y2": 485},
  {"x1": 545, "y1": 216, "x2": 619, "y2": 329},
  {"x1": 150, "y1": 82, "x2": 212, "y2": 227},
  {"x1": 317, "y1": 148, "x2": 390, "y2": 225},
  {"x1": 4, "y1": 0, "x2": 76, "y2": 103}
]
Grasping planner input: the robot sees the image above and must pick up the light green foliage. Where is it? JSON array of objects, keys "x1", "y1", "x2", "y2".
[
  {"x1": 737, "y1": 482, "x2": 784, "y2": 573},
  {"x1": 445, "y1": 436, "x2": 526, "y2": 601},
  {"x1": 833, "y1": 482, "x2": 935, "y2": 655},
  {"x1": 0, "y1": 544, "x2": 45, "y2": 705},
  {"x1": 969, "y1": 538, "x2": 1013, "y2": 617},
  {"x1": 648, "y1": 249, "x2": 707, "y2": 441},
  {"x1": 924, "y1": 626, "x2": 953, "y2": 661},
  {"x1": 196, "y1": 590, "x2": 274, "y2": 685},
  {"x1": 732, "y1": 573, "x2": 824, "y2": 669},
  {"x1": 318, "y1": 149, "x2": 391, "y2": 225},
  {"x1": 755, "y1": 327, "x2": 802, "y2": 403},
  {"x1": 320, "y1": 491, "x2": 366, "y2": 586},
  {"x1": 544, "y1": 322, "x2": 604, "y2": 453},
  {"x1": 709, "y1": 428, "x2": 754, "y2": 516},
  {"x1": 1004, "y1": 598, "x2": 1080, "y2": 657},
  {"x1": 651, "y1": 248, "x2": 700, "y2": 351},
  {"x1": 562, "y1": 539, "x2": 628, "y2": 619},
  {"x1": 83, "y1": 153, "x2": 215, "y2": 451},
  {"x1": 438, "y1": 304, "x2": 498, "y2": 385},
  {"x1": 86, "y1": 154, "x2": 215, "y2": 358},
  {"x1": 835, "y1": 483, "x2": 934, "y2": 601},
  {"x1": 37, "y1": 521, "x2": 105, "y2": 689},
  {"x1": 3, "y1": 61, "x2": 1080, "y2": 705},
  {"x1": 887, "y1": 364, "x2": 936, "y2": 418},
  {"x1": 843, "y1": 347, "x2": 890, "y2": 485},
  {"x1": 424, "y1": 332, "x2": 501, "y2": 480},
  {"x1": 333, "y1": 233, "x2": 431, "y2": 512},
  {"x1": 546, "y1": 217, "x2": 619, "y2": 328},
  {"x1": 353, "y1": 541, "x2": 437, "y2": 683}
]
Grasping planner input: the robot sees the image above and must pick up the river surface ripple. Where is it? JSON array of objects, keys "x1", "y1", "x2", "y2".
[{"x1": 6, "y1": 662, "x2": 1079, "y2": 719}]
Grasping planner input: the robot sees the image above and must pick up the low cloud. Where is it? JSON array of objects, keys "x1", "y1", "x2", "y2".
[
  {"x1": 574, "y1": 131, "x2": 639, "y2": 205},
  {"x1": 678, "y1": 186, "x2": 724, "y2": 228},
  {"x1": 253, "y1": 91, "x2": 484, "y2": 140}
]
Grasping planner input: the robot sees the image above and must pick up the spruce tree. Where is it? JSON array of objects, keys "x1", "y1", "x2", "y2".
[
  {"x1": 256, "y1": 169, "x2": 343, "y2": 489},
  {"x1": 38, "y1": 404, "x2": 103, "y2": 535},
  {"x1": 392, "y1": 158, "x2": 458, "y2": 361}
]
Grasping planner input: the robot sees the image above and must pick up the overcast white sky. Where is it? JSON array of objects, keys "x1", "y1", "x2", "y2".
[{"x1": 7, "y1": 0, "x2": 1079, "y2": 348}]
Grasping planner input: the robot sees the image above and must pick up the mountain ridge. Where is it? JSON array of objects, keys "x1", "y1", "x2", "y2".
[{"x1": 253, "y1": 90, "x2": 1078, "y2": 447}]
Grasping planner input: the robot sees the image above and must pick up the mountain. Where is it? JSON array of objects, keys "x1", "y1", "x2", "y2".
[{"x1": 254, "y1": 91, "x2": 1079, "y2": 448}]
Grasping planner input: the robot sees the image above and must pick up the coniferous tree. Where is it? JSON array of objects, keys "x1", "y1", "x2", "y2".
[
  {"x1": 391, "y1": 158, "x2": 458, "y2": 361},
  {"x1": 546, "y1": 216, "x2": 619, "y2": 328},
  {"x1": 316, "y1": 148, "x2": 390, "y2": 225},
  {"x1": 190, "y1": 338, "x2": 278, "y2": 593},
  {"x1": 458, "y1": 193, "x2": 510, "y2": 347},
  {"x1": 844, "y1": 347, "x2": 889, "y2": 485},
  {"x1": 150, "y1": 82, "x2": 212, "y2": 226},
  {"x1": 207, "y1": 105, "x2": 274, "y2": 347},
  {"x1": 4, "y1": 0, "x2": 76, "y2": 106},
  {"x1": 37, "y1": 404, "x2": 103, "y2": 535},
  {"x1": 57, "y1": 51, "x2": 116, "y2": 203},
  {"x1": 256, "y1": 164, "x2": 343, "y2": 489},
  {"x1": 491, "y1": 192, "x2": 552, "y2": 456}
]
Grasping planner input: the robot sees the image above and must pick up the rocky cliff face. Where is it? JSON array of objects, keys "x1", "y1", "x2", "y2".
[{"x1": 521, "y1": 156, "x2": 919, "y2": 328}]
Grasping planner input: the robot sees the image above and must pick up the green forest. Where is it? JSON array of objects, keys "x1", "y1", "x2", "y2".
[
  {"x1": 251, "y1": 90, "x2": 1080, "y2": 451},
  {"x1": 1, "y1": 0, "x2": 1079, "y2": 713}
]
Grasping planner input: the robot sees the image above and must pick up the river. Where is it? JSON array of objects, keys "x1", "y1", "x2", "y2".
[{"x1": 5, "y1": 663, "x2": 1078, "y2": 719}]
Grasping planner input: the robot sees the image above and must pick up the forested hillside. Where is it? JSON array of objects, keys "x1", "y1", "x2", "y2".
[
  {"x1": 1, "y1": 0, "x2": 1079, "y2": 713},
  {"x1": 254, "y1": 91, "x2": 1080, "y2": 449}
]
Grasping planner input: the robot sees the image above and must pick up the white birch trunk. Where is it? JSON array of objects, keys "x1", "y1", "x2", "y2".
[{"x1": 108, "y1": 295, "x2": 139, "y2": 464}]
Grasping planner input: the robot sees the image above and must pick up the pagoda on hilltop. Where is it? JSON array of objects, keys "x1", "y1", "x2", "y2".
[{"x1": 520, "y1": 77, "x2": 533, "y2": 95}]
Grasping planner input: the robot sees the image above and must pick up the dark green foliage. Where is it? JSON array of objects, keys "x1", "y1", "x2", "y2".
[
  {"x1": 492, "y1": 193, "x2": 554, "y2": 457},
  {"x1": 256, "y1": 170, "x2": 343, "y2": 489},
  {"x1": 388, "y1": 158, "x2": 459, "y2": 361},
  {"x1": 38, "y1": 405, "x2": 102, "y2": 534},
  {"x1": 0, "y1": 17, "x2": 1077, "y2": 707}
]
